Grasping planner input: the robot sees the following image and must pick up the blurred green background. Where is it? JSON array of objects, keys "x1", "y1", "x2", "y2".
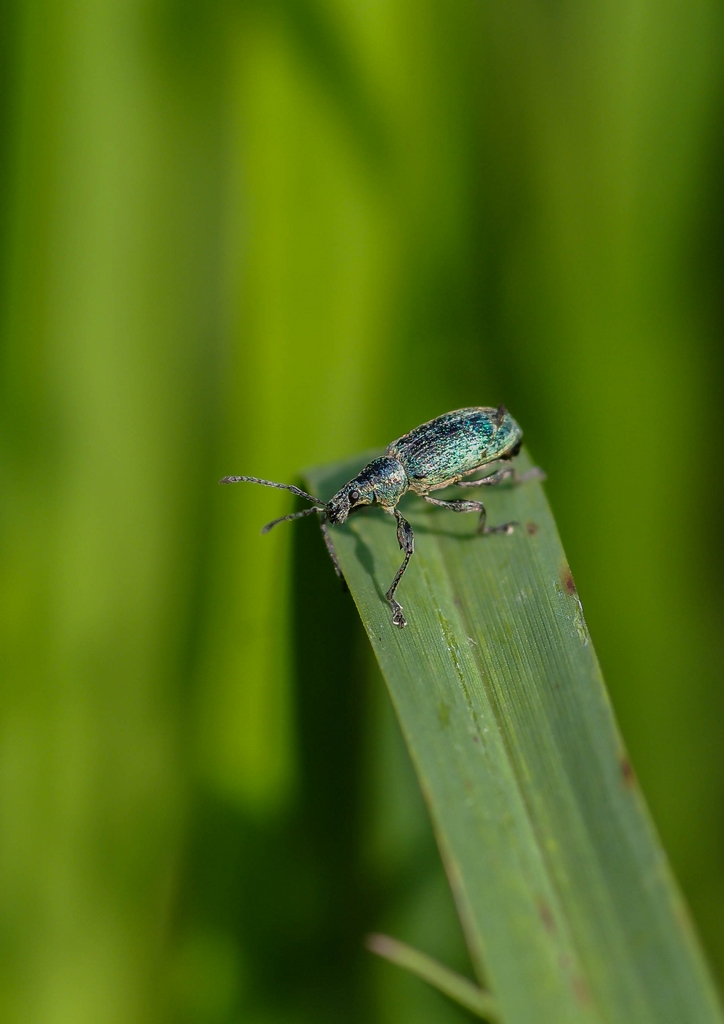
[{"x1": 1, "y1": 0, "x2": 724, "y2": 1021}]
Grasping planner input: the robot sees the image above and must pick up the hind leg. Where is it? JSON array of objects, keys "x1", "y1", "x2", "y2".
[{"x1": 455, "y1": 464, "x2": 545, "y2": 488}]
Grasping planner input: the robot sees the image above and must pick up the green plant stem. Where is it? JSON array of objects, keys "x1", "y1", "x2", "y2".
[{"x1": 366, "y1": 933, "x2": 498, "y2": 1020}]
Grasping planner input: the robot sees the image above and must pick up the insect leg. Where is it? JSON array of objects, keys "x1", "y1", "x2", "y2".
[
  {"x1": 455, "y1": 464, "x2": 545, "y2": 488},
  {"x1": 423, "y1": 495, "x2": 516, "y2": 536},
  {"x1": 455, "y1": 465, "x2": 514, "y2": 487},
  {"x1": 425, "y1": 496, "x2": 486, "y2": 513},
  {"x1": 385, "y1": 510, "x2": 414, "y2": 628},
  {"x1": 319, "y1": 516, "x2": 345, "y2": 583}
]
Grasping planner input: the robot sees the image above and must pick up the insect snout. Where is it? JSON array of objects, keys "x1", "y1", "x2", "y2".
[
  {"x1": 327, "y1": 497, "x2": 356, "y2": 525},
  {"x1": 325, "y1": 501, "x2": 346, "y2": 525}
]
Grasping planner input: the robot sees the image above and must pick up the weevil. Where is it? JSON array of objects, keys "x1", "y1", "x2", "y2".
[{"x1": 220, "y1": 406, "x2": 543, "y2": 628}]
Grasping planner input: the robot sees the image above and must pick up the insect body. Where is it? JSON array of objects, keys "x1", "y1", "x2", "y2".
[{"x1": 221, "y1": 406, "x2": 543, "y2": 628}]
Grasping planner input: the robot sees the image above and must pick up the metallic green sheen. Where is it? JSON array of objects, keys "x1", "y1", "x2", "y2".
[{"x1": 386, "y1": 407, "x2": 522, "y2": 493}]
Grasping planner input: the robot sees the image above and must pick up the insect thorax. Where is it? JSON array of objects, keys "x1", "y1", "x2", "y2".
[{"x1": 354, "y1": 456, "x2": 408, "y2": 509}]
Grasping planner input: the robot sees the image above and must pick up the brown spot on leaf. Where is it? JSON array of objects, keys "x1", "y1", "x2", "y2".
[
  {"x1": 560, "y1": 564, "x2": 577, "y2": 594},
  {"x1": 572, "y1": 976, "x2": 591, "y2": 1005},
  {"x1": 537, "y1": 899, "x2": 555, "y2": 933},
  {"x1": 526, "y1": 521, "x2": 538, "y2": 535},
  {"x1": 620, "y1": 756, "x2": 636, "y2": 786}
]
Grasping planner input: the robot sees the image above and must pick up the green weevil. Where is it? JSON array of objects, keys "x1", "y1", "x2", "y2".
[{"x1": 220, "y1": 406, "x2": 543, "y2": 628}]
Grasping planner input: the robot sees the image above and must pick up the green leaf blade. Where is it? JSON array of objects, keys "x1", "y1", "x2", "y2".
[{"x1": 304, "y1": 452, "x2": 723, "y2": 1024}]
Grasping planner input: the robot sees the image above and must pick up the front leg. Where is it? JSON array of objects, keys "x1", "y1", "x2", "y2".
[
  {"x1": 319, "y1": 516, "x2": 344, "y2": 581},
  {"x1": 424, "y1": 495, "x2": 516, "y2": 535},
  {"x1": 385, "y1": 509, "x2": 414, "y2": 628}
]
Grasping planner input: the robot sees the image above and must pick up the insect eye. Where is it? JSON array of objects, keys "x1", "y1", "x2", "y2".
[{"x1": 349, "y1": 488, "x2": 360, "y2": 504}]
